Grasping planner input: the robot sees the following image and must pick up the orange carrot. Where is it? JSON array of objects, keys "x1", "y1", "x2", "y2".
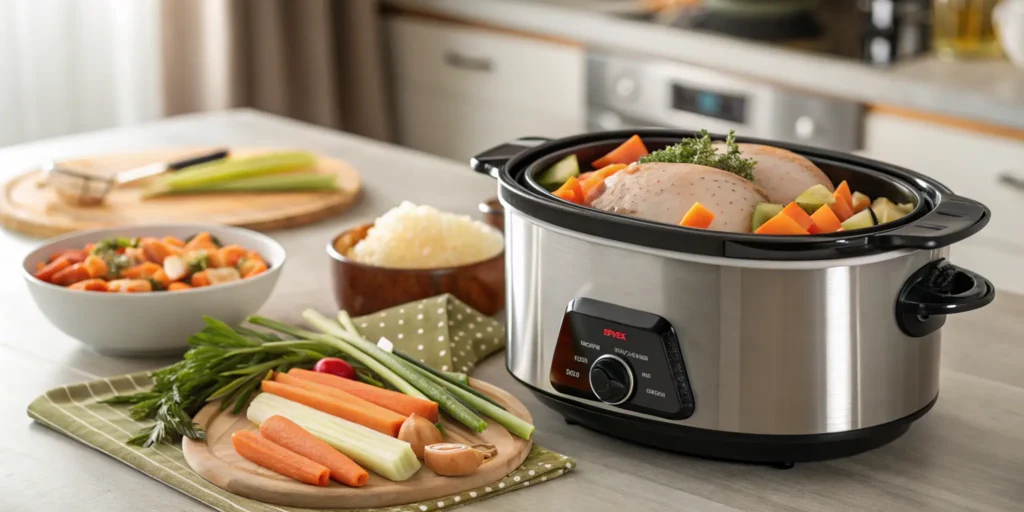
[
  {"x1": 287, "y1": 368, "x2": 439, "y2": 423},
  {"x1": 83, "y1": 243, "x2": 96, "y2": 253},
  {"x1": 754, "y1": 212, "x2": 809, "y2": 235},
  {"x1": 35, "y1": 262, "x2": 44, "y2": 271},
  {"x1": 809, "y1": 205, "x2": 842, "y2": 234},
  {"x1": 217, "y1": 245, "x2": 249, "y2": 268},
  {"x1": 829, "y1": 196, "x2": 854, "y2": 221},
  {"x1": 259, "y1": 415, "x2": 369, "y2": 487},
  {"x1": 50, "y1": 249, "x2": 88, "y2": 264},
  {"x1": 51, "y1": 263, "x2": 92, "y2": 286},
  {"x1": 679, "y1": 202, "x2": 715, "y2": 229},
  {"x1": 238, "y1": 253, "x2": 268, "y2": 278},
  {"x1": 184, "y1": 232, "x2": 219, "y2": 253},
  {"x1": 833, "y1": 181, "x2": 853, "y2": 210},
  {"x1": 260, "y1": 380, "x2": 407, "y2": 437},
  {"x1": 852, "y1": 192, "x2": 871, "y2": 213},
  {"x1": 592, "y1": 134, "x2": 649, "y2": 168},
  {"x1": 151, "y1": 269, "x2": 171, "y2": 288},
  {"x1": 121, "y1": 262, "x2": 162, "y2": 280},
  {"x1": 780, "y1": 202, "x2": 815, "y2": 231},
  {"x1": 231, "y1": 430, "x2": 329, "y2": 487},
  {"x1": 82, "y1": 255, "x2": 109, "y2": 278},
  {"x1": 162, "y1": 236, "x2": 186, "y2": 248},
  {"x1": 168, "y1": 282, "x2": 192, "y2": 291},
  {"x1": 552, "y1": 176, "x2": 583, "y2": 204},
  {"x1": 577, "y1": 171, "x2": 595, "y2": 181},
  {"x1": 107, "y1": 279, "x2": 153, "y2": 293},
  {"x1": 191, "y1": 270, "x2": 210, "y2": 287},
  {"x1": 580, "y1": 163, "x2": 627, "y2": 198},
  {"x1": 141, "y1": 239, "x2": 180, "y2": 264},
  {"x1": 68, "y1": 279, "x2": 109, "y2": 292},
  {"x1": 34, "y1": 256, "x2": 72, "y2": 283}
]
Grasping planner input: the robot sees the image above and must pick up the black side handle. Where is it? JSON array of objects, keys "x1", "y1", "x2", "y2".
[
  {"x1": 877, "y1": 194, "x2": 990, "y2": 250},
  {"x1": 168, "y1": 148, "x2": 230, "y2": 171},
  {"x1": 897, "y1": 258, "x2": 995, "y2": 337},
  {"x1": 470, "y1": 137, "x2": 551, "y2": 178}
]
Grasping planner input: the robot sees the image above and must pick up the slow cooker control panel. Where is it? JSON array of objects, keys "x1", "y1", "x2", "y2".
[{"x1": 549, "y1": 298, "x2": 694, "y2": 419}]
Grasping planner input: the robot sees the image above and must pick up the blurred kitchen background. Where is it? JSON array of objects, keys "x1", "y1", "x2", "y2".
[{"x1": 2, "y1": 0, "x2": 1023, "y2": 289}]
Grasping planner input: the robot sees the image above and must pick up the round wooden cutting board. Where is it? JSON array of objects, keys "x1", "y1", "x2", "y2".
[
  {"x1": 182, "y1": 379, "x2": 534, "y2": 509},
  {"x1": 0, "y1": 148, "x2": 361, "y2": 238}
]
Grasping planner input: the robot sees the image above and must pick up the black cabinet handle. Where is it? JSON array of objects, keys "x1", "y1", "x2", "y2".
[
  {"x1": 444, "y1": 51, "x2": 493, "y2": 72},
  {"x1": 896, "y1": 258, "x2": 996, "y2": 337}
]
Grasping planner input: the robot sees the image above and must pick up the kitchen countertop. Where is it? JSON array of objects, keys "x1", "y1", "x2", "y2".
[
  {"x1": 384, "y1": 0, "x2": 1024, "y2": 131},
  {"x1": 3, "y1": 109, "x2": 1024, "y2": 512}
]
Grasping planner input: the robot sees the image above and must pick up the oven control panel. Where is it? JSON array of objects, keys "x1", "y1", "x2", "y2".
[{"x1": 549, "y1": 298, "x2": 694, "y2": 419}]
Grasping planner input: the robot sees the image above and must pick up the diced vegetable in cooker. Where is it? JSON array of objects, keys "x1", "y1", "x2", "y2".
[{"x1": 538, "y1": 131, "x2": 916, "y2": 235}]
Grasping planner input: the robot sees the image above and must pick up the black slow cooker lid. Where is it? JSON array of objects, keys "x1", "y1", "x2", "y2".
[{"x1": 472, "y1": 129, "x2": 990, "y2": 261}]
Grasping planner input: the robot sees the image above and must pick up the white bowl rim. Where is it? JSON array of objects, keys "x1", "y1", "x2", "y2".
[{"x1": 21, "y1": 223, "x2": 287, "y2": 298}]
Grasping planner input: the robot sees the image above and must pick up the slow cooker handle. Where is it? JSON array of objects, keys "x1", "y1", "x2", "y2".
[
  {"x1": 896, "y1": 258, "x2": 996, "y2": 337},
  {"x1": 876, "y1": 194, "x2": 990, "y2": 250},
  {"x1": 470, "y1": 137, "x2": 552, "y2": 178}
]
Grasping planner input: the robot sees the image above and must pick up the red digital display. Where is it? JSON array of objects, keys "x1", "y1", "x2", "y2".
[{"x1": 603, "y1": 328, "x2": 627, "y2": 340}]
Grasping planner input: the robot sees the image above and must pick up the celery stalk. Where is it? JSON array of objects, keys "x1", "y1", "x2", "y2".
[
  {"x1": 158, "y1": 152, "x2": 317, "y2": 190},
  {"x1": 147, "y1": 172, "x2": 337, "y2": 196},
  {"x1": 248, "y1": 393, "x2": 421, "y2": 481}
]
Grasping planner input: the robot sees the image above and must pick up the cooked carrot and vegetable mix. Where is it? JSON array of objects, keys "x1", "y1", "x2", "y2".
[
  {"x1": 539, "y1": 130, "x2": 916, "y2": 235},
  {"x1": 33, "y1": 231, "x2": 268, "y2": 291}
]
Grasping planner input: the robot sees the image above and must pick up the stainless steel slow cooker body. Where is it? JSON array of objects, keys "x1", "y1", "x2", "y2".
[{"x1": 472, "y1": 130, "x2": 994, "y2": 463}]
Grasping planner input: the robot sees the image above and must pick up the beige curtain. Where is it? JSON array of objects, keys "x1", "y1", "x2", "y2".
[{"x1": 159, "y1": 0, "x2": 393, "y2": 141}]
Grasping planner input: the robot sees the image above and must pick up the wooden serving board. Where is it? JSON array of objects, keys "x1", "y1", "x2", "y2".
[
  {"x1": 0, "y1": 148, "x2": 362, "y2": 238},
  {"x1": 182, "y1": 379, "x2": 534, "y2": 509}
]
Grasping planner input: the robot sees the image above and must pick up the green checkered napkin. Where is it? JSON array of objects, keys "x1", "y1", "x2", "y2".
[{"x1": 26, "y1": 294, "x2": 576, "y2": 511}]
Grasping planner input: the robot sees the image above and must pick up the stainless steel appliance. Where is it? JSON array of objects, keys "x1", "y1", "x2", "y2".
[
  {"x1": 586, "y1": 52, "x2": 863, "y2": 152},
  {"x1": 471, "y1": 129, "x2": 994, "y2": 464}
]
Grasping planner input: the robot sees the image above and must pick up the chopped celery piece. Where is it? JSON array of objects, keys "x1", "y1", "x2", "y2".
[
  {"x1": 248, "y1": 393, "x2": 421, "y2": 481},
  {"x1": 149, "y1": 173, "x2": 337, "y2": 196}
]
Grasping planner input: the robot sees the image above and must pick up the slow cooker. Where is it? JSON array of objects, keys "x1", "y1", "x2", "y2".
[{"x1": 470, "y1": 129, "x2": 995, "y2": 465}]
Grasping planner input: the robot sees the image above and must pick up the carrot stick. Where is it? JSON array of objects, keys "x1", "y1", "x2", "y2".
[
  {"x1": 287, "y1": 368, "x2": 439, "y2": 423},
  {"x1": 51, "y1": 263, "x2": 92, "y2": 286},
  {"x1": 679, "y1": 202, "x2": 715, "y2": 229},
  {"x1": 259, "y1": 415, "x2": 369, "y2": 487},
  {"x1": 260, "y1": 380, "x2": 407, "y2": 437},
  {"x1": 50, "y1": 249, "x2": 88, "y2": 264},
  {"x1": 592, "y1": 134, "x2": 649, "y2": 168},
  {"x1": 231, "y1": 430, "x2": 330, "y2": 487},
  {"x1": 34, "y1": 256, "x2": 72, "y2": 283}
]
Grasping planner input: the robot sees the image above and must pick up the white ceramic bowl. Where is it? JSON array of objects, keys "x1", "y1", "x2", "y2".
[{"x1": 22, "y1": 224, "x2": 286, "y2": 356}]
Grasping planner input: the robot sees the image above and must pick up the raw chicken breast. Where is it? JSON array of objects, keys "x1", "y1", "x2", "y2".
[
  {"x1": 713, "y1": 142, "x2": 833, "y2": 204},
  {"x1": 591, "y1": 162, "x2": 769, "y2": 233}
]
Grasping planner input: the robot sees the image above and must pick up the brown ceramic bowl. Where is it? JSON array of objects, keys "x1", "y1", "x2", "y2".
[
  {"x1": 478, "y1": 198, "x2": 504, "y2": 232},
  {"x1": 328, "y1": 223, "x2": 506, "y2": 316}
]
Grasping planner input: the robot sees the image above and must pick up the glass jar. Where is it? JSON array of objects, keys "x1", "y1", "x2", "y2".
[{"x1": 933, "y1": 0, "x2": 1003, "y2": 59}]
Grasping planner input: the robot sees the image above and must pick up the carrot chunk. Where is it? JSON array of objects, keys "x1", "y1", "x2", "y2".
[
  {"x1": 82, "y1": 255, "x2": 109, "y2": 278},
  {"x1": 184, "y1": 232, "x2": 219, "y2": 253},
  {"x1": 287, "y1": 369, "x2": 439, "y2": 422},
  {"x1": 141, "y1": 239, "x2": 181, "y2": 264},
  {"x1": 591, "y1": 134, "x2": 649, "y2": 168},
  {"x1": 68, "y1": 279, "x2": 109, "y2": 292},
  {"x1": 51, "y1": 263, "x2": 92, "y2": 286},
  {"x1": 211, "y1": 245, "x2": 248, "y2": 268},
  {"x1": 829, "y1": 197, "x2": 854, "y2": 221},
  {"x1": 809, "y1": 204, "x2": 842, "y2": 234},
  {"x1": 162, "y1": 236, "x2": 186, "y2": 248},
  {"x1": 106, "y1": 279, "x2": 153, "y2": 293},
  {"x1": 552, "y1": 176, "x2": 583, "y2": 205},
  {"x1": 754, "y1": 211, "x2": 810, "y2": 235},
  {"x1": 260, "y1": 380, "x2": 407, "y2": 437},
  {"x1": 121, "y1": 262, "x2": 162, "y2": 280},
  {"x1": 191, "y1": 270, "x2": 211, "y2": 287},
  {"x1": 834, "y1": 181, "x2": 853, "y2": 210},
  {"x1": 231, "y1": 430, "x2": 329, "y2": 487},
  {"x1": 679, "y1": 202, "x2": 715, "y2": 229},
  {"x1": 34, "y1": 256, "x2": 72, "y2": 283},
  {"x1": 167, "y1": 282, "x2": 192, "y2": 292},
  {"x1": 780, "y1": 202, "x2": 815, "y2": 231},
  {"x1": 259, "y1": 415, "x2": 369, "y2": 487},
  {"x1": 579, "y1": 163, "x2": 627, "y2": 199}
]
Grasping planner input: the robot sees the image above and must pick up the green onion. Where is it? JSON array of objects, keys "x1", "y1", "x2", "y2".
[
  {"x1": 401, "y1": 360, "x2": 535, "y2": 440},
  {"x1": 247, "y1": 315, "x2": 429, "y2": 400},
  {"x1": 302, "y1": 310, "x2": 488, "y2": 433},
  {"x1": 392, "y1": 351, "x2": 505, "y2": 411}
]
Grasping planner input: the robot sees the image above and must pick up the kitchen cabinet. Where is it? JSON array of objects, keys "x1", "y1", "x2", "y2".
[
  {"x1": 862, "y1": 110, "x2": 1024, "y2": 294},
  {"x1": 385, "y1": 16, "x2": 586, "y2": 164}
]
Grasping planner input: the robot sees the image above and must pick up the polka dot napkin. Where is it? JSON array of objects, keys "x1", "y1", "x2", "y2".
[{"x1": 352, "y1": 294, "x2": 506, "y2": 376}]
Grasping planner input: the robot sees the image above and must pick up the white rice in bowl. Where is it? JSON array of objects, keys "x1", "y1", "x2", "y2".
[{"x1": 347, "y1": 202, "x2": 504, "y2": 269}]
